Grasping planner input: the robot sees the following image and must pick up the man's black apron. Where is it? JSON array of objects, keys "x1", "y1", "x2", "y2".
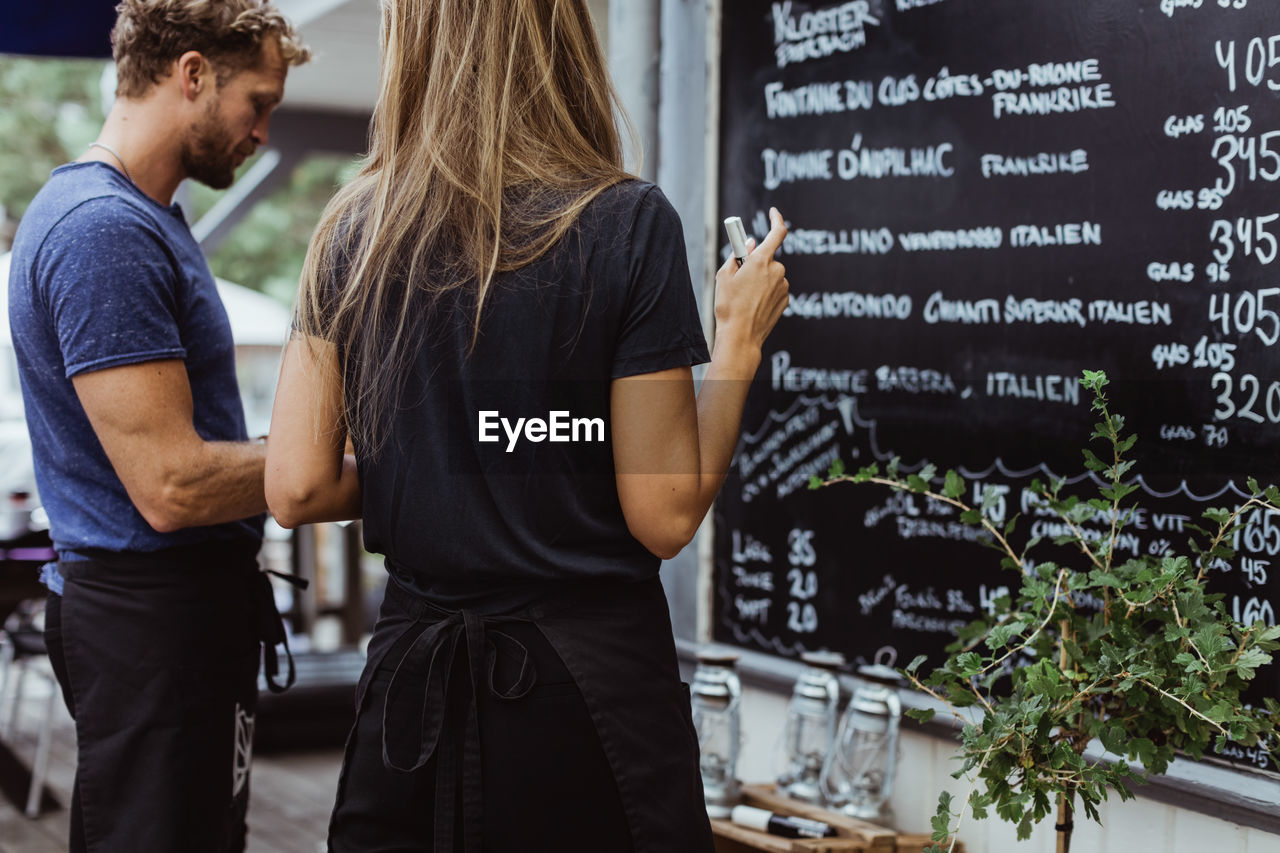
[{"x1": 45, "y1": 541, "x2": 298, "y2": 853}]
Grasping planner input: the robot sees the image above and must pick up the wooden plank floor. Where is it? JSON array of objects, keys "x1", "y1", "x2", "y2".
[{"x1": 0, "y1": 665, "x2": 343, "y2": 853}]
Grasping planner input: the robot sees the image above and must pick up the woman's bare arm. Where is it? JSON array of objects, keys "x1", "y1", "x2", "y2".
[
  {"x1": 265, "y1": 333, "x2": 362, "y2": 528},
  {"x1": 612, "y1": 208, "x2": 789, "y2": 558}
]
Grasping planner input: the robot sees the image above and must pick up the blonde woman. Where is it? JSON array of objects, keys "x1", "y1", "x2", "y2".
[{"x1": 265, "y1": 0, "x2": 788, "y2": 849}]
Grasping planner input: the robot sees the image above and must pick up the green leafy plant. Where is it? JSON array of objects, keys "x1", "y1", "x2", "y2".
[{"x1": 810, "y1": 370, "x2": 1280, "y2": 852}]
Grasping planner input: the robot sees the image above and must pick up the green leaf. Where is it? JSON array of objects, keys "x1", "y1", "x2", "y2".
[
  {"x1": 1203, "y1": 507, "x2": 1232, "y2": 525},
  {"x1": 807, "y1": 475, "x2": 823, "y2": 490},
  {"x1": 1081, "y1": 368, "x2": 1108, "y2": 391},
  {"x1": 943, "y1": 470, "x2": 965, "y2": 499},
  {"x1": 1101, "y1": 483, "x2": 1139, "y2": 502},
  {"x1": 1016, "y1": 811, "x2": 1035, "y2": 841},
  {"x1": 1205, "y1": 700, "x2": 1235, "y2": 723},
  {"x1": 955, "y1": 651, "x2": 984, "y2": 677},
  {"x1": 1082, "y1": 447, "x2": 1107, "y2": 473},
  {"x1": 1091, "y1": 570, "x2": 1122, "y2": 589},
  {"x1": 986, "y1": 623, "x2": 1021, "y2": 650},
  {"x1": 1234, "y1": 647, "x2": 1271, "y2": 679},
  {"x1": 1132, "y1": 737, "x2": 1156, "y2": 766},
  {"x1": 1099, "y1": 725, "x2": 1126, "y2": 755},
  {"x1": 905, "y1": 654, "x2": 929, "y2": 675},
  {"x1": 931, "y1": 791, "x2": 954, "y2": 841},
  {"x1": 829, "y1": 456, "x2": 846, "y2": 478},
  {"x1": 981, "y1": 487, "x2": 1001, "y2": 513},
  {"x1": 905, "y1": 707, "x2": 937, "y2": 724}
]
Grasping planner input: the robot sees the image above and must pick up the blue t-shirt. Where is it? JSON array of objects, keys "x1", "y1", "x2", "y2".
[{"x1": 7, "y1": 161, "x2": 264, "y2": 558}]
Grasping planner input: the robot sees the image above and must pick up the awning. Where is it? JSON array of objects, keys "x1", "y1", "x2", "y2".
[{"x1": 0, "y1": 2, "x2": 116, "y2": 59}]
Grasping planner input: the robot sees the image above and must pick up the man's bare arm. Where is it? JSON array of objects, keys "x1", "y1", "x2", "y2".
[{"x1": 72, "y1": 359, "x2": 267, "y2": 532}]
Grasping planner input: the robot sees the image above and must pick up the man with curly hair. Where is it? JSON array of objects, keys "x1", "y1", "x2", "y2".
[{"x1": 6, "y1": 2, "x2": 309, "y2": 850}]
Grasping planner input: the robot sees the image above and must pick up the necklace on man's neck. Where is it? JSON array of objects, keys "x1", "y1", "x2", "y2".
[{"x1": 87, "y1": 141, "x2": 134, "y2": 185}]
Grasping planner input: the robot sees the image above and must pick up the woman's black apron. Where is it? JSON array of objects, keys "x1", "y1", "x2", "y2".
[{"x1": 327, "y1": 572, "x2": 714, "y2": 853}]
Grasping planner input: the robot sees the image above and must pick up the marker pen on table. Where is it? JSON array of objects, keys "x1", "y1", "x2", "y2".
[
  {"x1": 729, "y1": 804, "x2": 838, "y2": 839},
  {"x1": 724, "y1": 216, "x2": 750, "y2": 268}
]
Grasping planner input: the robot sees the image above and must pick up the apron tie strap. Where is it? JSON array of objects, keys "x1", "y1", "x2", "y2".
[
  {"x1": 255, "y1": 569, "x2": 308, "y2": 694},
  {"x1": 380, "y1": 608, "x2": 537, "y2": 852}
]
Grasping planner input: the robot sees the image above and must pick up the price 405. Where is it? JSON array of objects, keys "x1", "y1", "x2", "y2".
[{"x1": 1208, "y1": 288, "x2": 1280, "y2": 345}]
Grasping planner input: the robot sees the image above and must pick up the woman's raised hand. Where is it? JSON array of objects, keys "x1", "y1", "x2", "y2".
[{"x1": 713, "y1": 206, "x2": 789, "y2": 354}]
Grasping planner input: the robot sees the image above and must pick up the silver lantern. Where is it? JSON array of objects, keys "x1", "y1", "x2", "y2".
[
  {"x1": 690, "y1": 647, "x2": 742, "y2": 818},
  {"x1": 777, "y1": 650, "x2": 843, "y2": 803},
  {"x1": 820, "y1": 660, "x2": 902, "y2": 823}
]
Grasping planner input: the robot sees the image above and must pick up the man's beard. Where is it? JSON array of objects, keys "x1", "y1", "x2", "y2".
[{"x1": 180, "y1": 103, "x2": 245, "y2": 190}]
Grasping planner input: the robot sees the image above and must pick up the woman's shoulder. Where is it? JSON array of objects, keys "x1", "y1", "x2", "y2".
[
  {"x1": 581, "y1": 179, "x2": 681, "y2": 234},
  {"x1": 591, "y1": 178, "x2": 667, "y2": 211}
]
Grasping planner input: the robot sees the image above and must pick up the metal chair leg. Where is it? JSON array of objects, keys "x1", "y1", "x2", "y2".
[
  {"x1": 7, "y1": 662, "x2": 27, "y2": 739},
  {"x1": 0, "y1": 636, "x2": 14, "y2": 738},
  {"x1": 25, "y1": 676, "x2": 56, "y2": 818}
]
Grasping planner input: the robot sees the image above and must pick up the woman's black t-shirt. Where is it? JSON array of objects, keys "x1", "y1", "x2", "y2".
[{"x1": 353, "y1": 181, "x2": 710, "y2": 603}]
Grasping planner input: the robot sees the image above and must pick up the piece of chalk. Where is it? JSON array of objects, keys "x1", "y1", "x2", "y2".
[{"x1": 724, "y1": 216, "x2": 749, "y2": 267}]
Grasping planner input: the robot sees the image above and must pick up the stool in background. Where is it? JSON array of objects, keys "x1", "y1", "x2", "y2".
[{"x1": 0, "y1": 603, "x2": 58, "y2": 818}]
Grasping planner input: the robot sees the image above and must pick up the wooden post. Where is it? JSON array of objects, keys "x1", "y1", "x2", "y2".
[
  {"x1": 1056, "y1": 618, "x2": 1075, "y2": 853},
  {"x1": 1055, "y1": 792, "x2": 1072, "y2": 853}
]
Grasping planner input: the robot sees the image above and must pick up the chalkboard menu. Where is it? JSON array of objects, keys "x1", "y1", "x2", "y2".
[{"x1": 713, "y1": 0, "x2": 1279, "y2": 774}]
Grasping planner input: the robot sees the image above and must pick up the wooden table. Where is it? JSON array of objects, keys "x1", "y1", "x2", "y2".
[{"x1": 711, "y1": 784, "x2": 965, "y2": 853}]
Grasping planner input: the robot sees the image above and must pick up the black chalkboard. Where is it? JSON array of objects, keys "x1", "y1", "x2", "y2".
[{"x1": 713, "y1": 0, "x2": 1279, "y2": 775}]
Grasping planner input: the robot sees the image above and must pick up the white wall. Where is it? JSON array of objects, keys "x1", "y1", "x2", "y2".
[
  {"x1": 586, "y1": 0, "x2": 609, "y2": 48},
  {"x1": 738, "y1": 684, "x2": 1279, "y2": 852}
]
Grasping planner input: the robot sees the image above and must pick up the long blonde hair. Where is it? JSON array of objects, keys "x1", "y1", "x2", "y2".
[{"x1": 296, "y1": 0, "x2": 630, "y2": 456}]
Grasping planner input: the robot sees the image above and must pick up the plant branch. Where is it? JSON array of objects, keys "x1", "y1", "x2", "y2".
[
  {"x1": 1102, "y1": 416, "x2": 1123, "y2": 570},
  {"x1": 1196, "y1": 498, "x2": 1264, "y2": 582},
  {"x1": 976, "y1": 569, "x2": 1069, "y2": 681},
  {"x1": 825, "y1": 475, "x2": 1024, "y2": 566},
  {"x1": 1034, "y1": 485, "x2": 1106, "y2": 572},
  {"x1": 947, "y1": 744, "x2": 998, "y2": 853},
  {"x1": 1131, "y1": 676, "x2": 1231, "y2": 737}
]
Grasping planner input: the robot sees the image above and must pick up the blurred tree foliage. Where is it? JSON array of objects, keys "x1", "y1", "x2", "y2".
[
  {"x1": 0, "y1": 56, "x2": 106, "y2": 223},
  {"x1": 0, "y1": 55, "x2": 358, "y2": 306},
  {"x1": 190, "y1": 155, "x2": 360, "y2": 306}
]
